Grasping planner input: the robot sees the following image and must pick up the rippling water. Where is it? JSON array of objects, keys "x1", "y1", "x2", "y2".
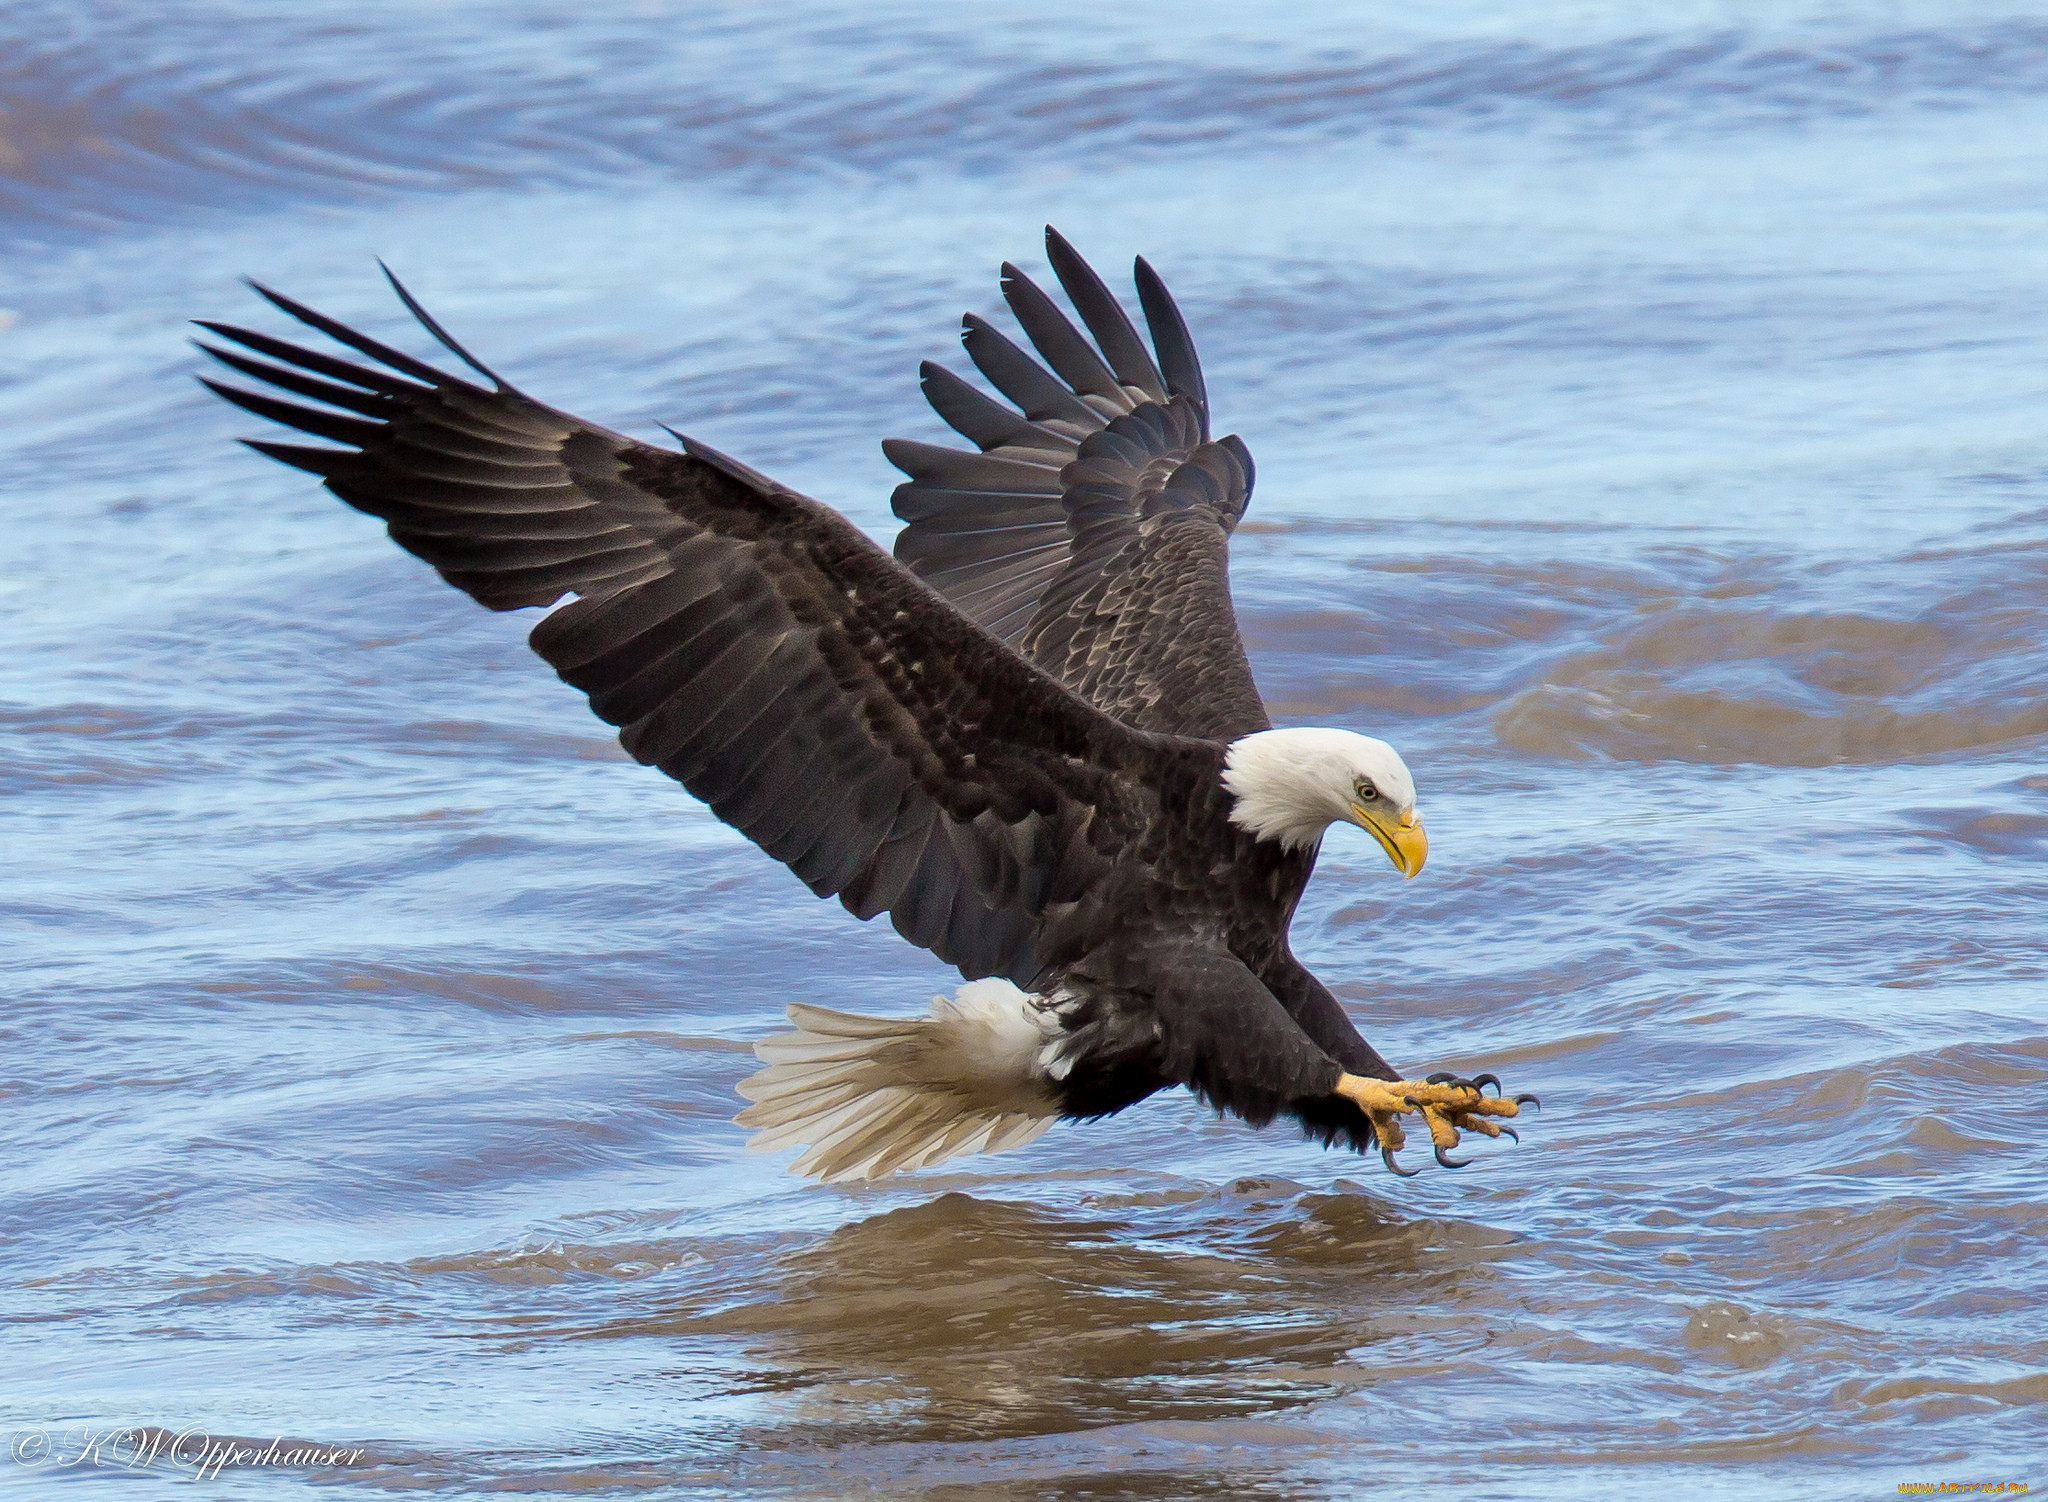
[{"x1": 5, "y1": 1, "x2": 2047, "y2": 1496}]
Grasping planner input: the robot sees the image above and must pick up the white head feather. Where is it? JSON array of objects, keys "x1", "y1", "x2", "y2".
[{"x1": 1220, "y1": 728, "x2": 1418, "y2": 853}]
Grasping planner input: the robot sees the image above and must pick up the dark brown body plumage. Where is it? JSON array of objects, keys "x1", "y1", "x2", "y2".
[{"x1": 198, "y1": 230, "x2": 1400, "y2": 1162}]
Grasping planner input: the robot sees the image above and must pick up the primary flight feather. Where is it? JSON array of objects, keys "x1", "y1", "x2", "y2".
[{"x1": 198, "y1": 228, "x2": 1534, "y2": 1182}]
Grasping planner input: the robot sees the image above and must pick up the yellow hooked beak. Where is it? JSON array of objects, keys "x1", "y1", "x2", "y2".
[{"x1": 1351, "y1": 804, "x2": 1427, "y2": 880}]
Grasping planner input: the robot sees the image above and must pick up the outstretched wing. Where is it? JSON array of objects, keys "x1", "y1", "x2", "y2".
[
  {"x1": 197, "y1": 275, "x2": 1178, "y2": 992},
  {"x1": 888, "y1": 229, "x2": 1269, "y2": 742}
]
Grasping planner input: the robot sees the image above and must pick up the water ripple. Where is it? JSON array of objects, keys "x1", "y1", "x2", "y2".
[{"x1": 8, "y1": 6, "x2": 2048, "y2": 232}]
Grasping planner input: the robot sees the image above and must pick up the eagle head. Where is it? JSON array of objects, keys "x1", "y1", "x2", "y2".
[{"x1": 1220, "y1": 728, "x2": 1426, "y2": 876}]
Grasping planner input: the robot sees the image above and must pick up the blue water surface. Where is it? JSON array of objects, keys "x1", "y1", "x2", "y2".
[{"x1": 3, "y1": 2, "x2": 2046, "y2": 1497}]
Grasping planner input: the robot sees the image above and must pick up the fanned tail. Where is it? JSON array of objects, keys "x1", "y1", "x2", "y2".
[{"x1": 736, "y1": 980, "x2": 1063, "y2": 1182}]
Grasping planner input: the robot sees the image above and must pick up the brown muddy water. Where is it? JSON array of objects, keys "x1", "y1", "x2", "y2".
[{"x1": 3, "y1": 1, "x2": 2047, "y2": 1497}]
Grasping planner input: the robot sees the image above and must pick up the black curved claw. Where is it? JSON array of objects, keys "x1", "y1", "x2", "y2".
[
  {"x1": 1435, "y1": 1145, "x2": 1473, "y2": 1169},
  {"x1": 1473, "y1": 1073, "x2": 1502, "y2": 1095},
  {"x1": 1514, "y1": 1093, "x2": 1542, "y2": 1111},
  {"x1": 1425, "y1": 1071, "x2": 1457, "y2": 1084},
  {"x1": 1402, "y1": 1095, "x2": 1422, "y2": 1111},
  {"x1": 1381, "y1": 1143, "x2": 1421, "y2": 1178},
  {"x1": 1497, "y1": 1125, "x2": 1519, "y2": 1144}
]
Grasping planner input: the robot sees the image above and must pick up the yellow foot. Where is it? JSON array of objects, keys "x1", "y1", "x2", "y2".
[{"x1": 1334, "y1": 1071, "x2": 1539, "y2": 1176}]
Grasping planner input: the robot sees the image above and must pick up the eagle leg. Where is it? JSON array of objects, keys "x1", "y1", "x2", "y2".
[{"x1": 1334, "y1": 1074, "x2": 1531, "y2": 1175}]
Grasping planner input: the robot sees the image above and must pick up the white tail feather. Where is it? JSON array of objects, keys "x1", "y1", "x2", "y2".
[{"x1": 735, "y1": 980, "x2": 1062, "y2": 1182}]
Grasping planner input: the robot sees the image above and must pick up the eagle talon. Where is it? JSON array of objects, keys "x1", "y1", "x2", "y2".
[
  {"x1": 1335, "y1": 1070, "x2": 1536, "y2": 1176},
  {"x1": 1515, "y1": 1093, "x2": 1542, "y2": 1111}
]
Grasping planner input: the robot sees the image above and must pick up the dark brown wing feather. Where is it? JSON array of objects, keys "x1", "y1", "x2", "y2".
[
  {"x1": 198, "y1": 275, "x2": 1173, "y2": 991},
  {"x1": 889, "y1": 228, "x2": 1268, "y2": 741}
]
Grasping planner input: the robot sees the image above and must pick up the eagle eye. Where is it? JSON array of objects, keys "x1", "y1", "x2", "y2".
[{"x1": 1354, "y1": 777, "x2": 1378, "y2": 802}]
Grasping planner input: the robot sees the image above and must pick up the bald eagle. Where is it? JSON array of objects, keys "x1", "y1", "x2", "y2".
[{"x1": 198, "y1": 229, "x2": 1533, "y2": 1182}]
